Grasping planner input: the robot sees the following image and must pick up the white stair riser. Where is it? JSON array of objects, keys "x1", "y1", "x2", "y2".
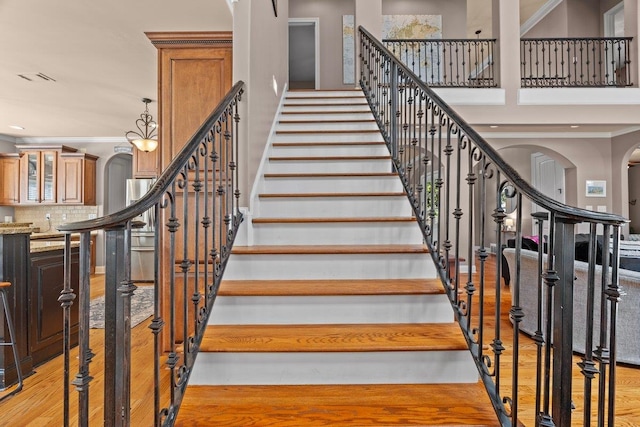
[
  {"x1": 266, "y1": 159, "x2": 391, "y2": 174},
  {"x1": 282, "y1": 105, "x2": 372, "y2": 113},
  {"x1": 271, "y1": 144, "x2": 388, "y2": 157},
  {"x1": 189, "y1": 351, "x2": 478, "y2": 385},
  {"x1": 210, "y1": 294, "x2": 452, "y2": 325},
  {"x1": 286, "y1": 91, "x2": 364, "y2": 98},
  {"x1": 262, "y1": 176, "x2": 402, "y2": 193},
  {"x1": 256, "y1": 196, "x2": 412, "y2": 218},
  {"x1": 252, "y1": 222, "x2": 423, "y2": 245},
  {"x1": 284, "y1": 98, "x2": 366, "y2": 105},
  {"x1": 276, "y1": 122, "x2": 379, "y2": 132},
  {"x1": 279, "y1": 113, "x2": 373, "y2": 121},
  {"x1": 224, "y1": 252, "x2": 436, "y2": 280},
  {"x1": 273, "y1": 132, "x2": 384, "y2": 143}
]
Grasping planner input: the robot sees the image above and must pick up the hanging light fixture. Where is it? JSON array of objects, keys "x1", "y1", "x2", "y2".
[{"x1": 126, "y1": 98, "x2": 158, "y2": 152}]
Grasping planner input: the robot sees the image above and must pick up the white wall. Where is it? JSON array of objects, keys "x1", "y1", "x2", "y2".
[{"x1": 234, "y1": 0, "x2": 290, "y2": 206}]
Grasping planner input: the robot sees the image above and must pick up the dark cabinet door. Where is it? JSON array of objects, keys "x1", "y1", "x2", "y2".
[
  {"x1": 29, "y1": 248, "x2": 79, "y2": 366},
  {"x1": 0, "y1": 233, "x2": 32, "y2": 388}
]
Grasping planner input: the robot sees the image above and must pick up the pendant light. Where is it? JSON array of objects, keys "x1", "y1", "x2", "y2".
[{"x1": 126, "y1": 98, "x2": 158, "y2": 152}]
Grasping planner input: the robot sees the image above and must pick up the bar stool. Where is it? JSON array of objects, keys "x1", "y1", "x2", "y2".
[{"x1": 0, "y1": 281, "x2": 23, "y2": 400}]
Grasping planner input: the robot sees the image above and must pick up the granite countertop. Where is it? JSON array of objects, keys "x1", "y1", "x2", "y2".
[
  {"x1": 30, "y1": 240, "x2": 80, "y2": 253},
  {"x1": 30, "y1": 231, "x2": 66, "y2": 240},
  {"x1": 0, "y1": 226, "x2": 33, "y2": 235}
]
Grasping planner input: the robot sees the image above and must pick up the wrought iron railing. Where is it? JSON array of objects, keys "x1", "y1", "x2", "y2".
[
  {"x1": 57, "y1": 81, "x2": 245, "y2": 426},
  {"x1": 383, "y1": 38, "x2": 497, "y2": 87},
  {"x1": 521, "y1": 37, "x2": 633, "y2": 87},
  {"x1": 360, "y1": 26, "x2": 628, "y2": 426}
]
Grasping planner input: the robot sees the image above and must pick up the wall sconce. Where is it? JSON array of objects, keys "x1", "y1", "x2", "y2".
[{"x1": 126, "y1": 98, "x2": 158, "y2": 152}]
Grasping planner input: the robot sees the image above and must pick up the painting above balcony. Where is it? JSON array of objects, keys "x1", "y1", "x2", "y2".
[{"x1": 342, "y1": 15, "x2": 442, "y2": 85}]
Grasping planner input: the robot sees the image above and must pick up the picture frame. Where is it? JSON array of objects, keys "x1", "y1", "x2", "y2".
[
  {"x1": 272, "y1": 0, "x2": 277, "y2": 17},
  {"x1": 585, "y1": 180, "x2": 606, "y2": 197}
]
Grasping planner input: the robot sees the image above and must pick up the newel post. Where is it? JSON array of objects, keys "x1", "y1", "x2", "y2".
[
  {"x1": 103, "y1": 224, "x2": 134, "y2": 426},
  {"x1": 552, "y1": 216, "x2": 578, "y2": 426}
]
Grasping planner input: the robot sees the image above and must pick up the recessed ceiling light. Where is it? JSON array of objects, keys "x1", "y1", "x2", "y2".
[
  {"x1": 489, "y1": 125, "x2": 499, "y2": 128},
  {"x1": 570, "y1": 125, "x2": 580, "y2": 128},
  {"x1": 9, "y1": 125, "x2": 24, "y2": 130}
]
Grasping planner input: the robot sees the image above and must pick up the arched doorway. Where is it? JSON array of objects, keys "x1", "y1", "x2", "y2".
[{"x1": 104, "y1": 153, "x2": 132, "y2": 215}]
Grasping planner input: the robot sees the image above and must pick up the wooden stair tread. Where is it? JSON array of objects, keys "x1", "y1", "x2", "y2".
[
  {"x1": 269, "y1": 155, "x2": 390, "y2": 161},
  {"x1": 231, "y1": 244, "x2": 428, "y2": 255},
  {"x1": 252, "y1": 217, "x2": 414, "y2": 223},
  {"x1": 264, "y1": 172, "x2": 397, "y2": 178},
  {"x1": 177, "y1": 383, "x2": 499, "y2": 426},
  {"x1": 200, "y1": 323, "x2": 467, "y2": 352},
  {"x1": 219, "y1": 278, "x2": 444, "y2": 296}
]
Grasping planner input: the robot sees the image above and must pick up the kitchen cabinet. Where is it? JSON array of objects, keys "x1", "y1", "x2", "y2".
[
  {"x1": 0, "y1": 154, "x2": 20, "y2": 205},
  {"x1": 8, "y1": 145, "x2": 98, "y2": 206},
  {"x1": 58, "y1": 153, "x2": 98, "y2": 205},
  {"x1": 132, "y1": 147, "x2": 158, "y2": 178},
  {"x1": 29, "y1": 246, "x2": 79, "y2": 366},
  {"x1": 146, "y1": 31, "x2": 232, "y2": 351},
  {"x1": 19, "y1": 150, "x2": 57, "y2": 204}
]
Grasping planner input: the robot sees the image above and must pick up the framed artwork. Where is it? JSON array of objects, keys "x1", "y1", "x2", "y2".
[
  {"x1": 272, "y1": 0, "x2": 277, "y2": 17},
  {"x1": 586, "y1": 180, "x2": 606, "y2": 197}
]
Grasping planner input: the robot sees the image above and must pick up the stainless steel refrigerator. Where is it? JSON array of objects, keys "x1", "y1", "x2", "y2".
[{"x1": 126, "y1": 178, "x2": 156, "y2": 282}]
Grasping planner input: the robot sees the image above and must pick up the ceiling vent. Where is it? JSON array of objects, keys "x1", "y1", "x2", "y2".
[{"x1": 17, "y1": 72, "x2": 56, "y2": 82}]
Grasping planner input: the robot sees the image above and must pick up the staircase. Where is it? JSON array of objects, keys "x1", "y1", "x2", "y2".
[{"x1": 176, "y1": 90, "x2": 498, "y2": 425}]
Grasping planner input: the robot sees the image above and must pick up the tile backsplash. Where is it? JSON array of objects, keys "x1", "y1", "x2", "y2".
[{"x1": 14, "y1": 205, "x2": 99, "y2": 231}]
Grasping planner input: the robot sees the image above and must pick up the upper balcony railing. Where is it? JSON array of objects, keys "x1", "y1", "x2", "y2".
[
  {"x1": 521, "y1": 37, "x2": 633, "y2": 87},
  {"x1": 384, "y1": 38, "x2": 497, "y2": 88}
]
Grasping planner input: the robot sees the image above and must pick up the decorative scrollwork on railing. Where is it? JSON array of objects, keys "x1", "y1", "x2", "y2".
[
  {"x1": 361, "y1": 26, "x2": 628, "y2": 427},
  {"x1": 57, "y1": 82, "x2": 245, "y2": 427},
  {"x1": 521, "y1": 37, "x2": 633, "y2": 87},
  {"x1": 384, "y1": 38, "x2": 498, "y2": 87}
]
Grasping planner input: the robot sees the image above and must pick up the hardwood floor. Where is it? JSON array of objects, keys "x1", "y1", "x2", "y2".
[
  {"x1": 0, "y1": 276, "x2": 160, "y2": 426},
  {"x1": 1, "y1": 262, "x2": 639, "y2": 426}
]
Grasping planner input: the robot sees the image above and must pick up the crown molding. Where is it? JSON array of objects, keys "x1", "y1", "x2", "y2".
[
  {"x1": 146, "y1": 31, "x2": 233, "y2": 48},
  {"x1": 0, "y1": 134, "x2": 17, "y2": 144},
  {"x1": 13, "y1": 136, "x2": 127, "y2": 145}
]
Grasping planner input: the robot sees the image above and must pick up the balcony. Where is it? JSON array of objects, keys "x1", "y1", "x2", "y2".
[
  {"x1": 384, "y1": 37, "x2": 634, "y2": 89},
  {"x1": 521, "y1": 37, "x2": 633, "y2": 87}
]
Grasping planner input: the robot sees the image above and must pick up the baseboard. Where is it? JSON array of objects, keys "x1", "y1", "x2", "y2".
[{"x1": 95, "y1": 265, "x2": 105, "y2": 275}]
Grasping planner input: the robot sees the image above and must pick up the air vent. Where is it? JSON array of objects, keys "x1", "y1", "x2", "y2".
[{"x1": 17, "y1": 72, "x2": 56, "y2": 82}]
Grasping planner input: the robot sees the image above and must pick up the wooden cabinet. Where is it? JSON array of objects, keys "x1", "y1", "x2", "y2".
[
  {"x1": 5, "y1": 145, "x2": 99, "y2": 206},
  {"x1": 146, "y1": 31, "x2": 232, "y2": 351},
  {"x1": 0, "y1": 231, "x2": 33, "y2": 388},
  {"x1": 58, "y1": 153, "x2": 98, "y2": 205},
  {"x1": 0, "y1": 154, "x2": 21, "y2": 205},
  {"x1": 29, "y1": 247, "x2": 79, "y2": 366},
  {"x1": 132, "y1": 147, "x2": 158, "y2": 178},
  {"x1": 19, "y1": 150, "x2": 57, "y2": 204}
]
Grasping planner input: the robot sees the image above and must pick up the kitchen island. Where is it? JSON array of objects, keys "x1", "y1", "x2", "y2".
[{"x1": 0, "y1": 226, "x2": 79, "y2": 389}]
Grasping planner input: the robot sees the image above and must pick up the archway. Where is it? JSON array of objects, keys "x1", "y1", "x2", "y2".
[{"x1": 104, "y1": 153, "x2": 132, "y2": 215}]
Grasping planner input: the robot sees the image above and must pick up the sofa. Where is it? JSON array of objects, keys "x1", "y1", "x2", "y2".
[{"x1": 503, "y1": 248, "x2": 640, "y2": 365}]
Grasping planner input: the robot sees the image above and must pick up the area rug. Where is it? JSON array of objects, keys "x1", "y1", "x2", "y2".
[{"x1": 89, "y1": 285, "x2": 155, "y2": 329}]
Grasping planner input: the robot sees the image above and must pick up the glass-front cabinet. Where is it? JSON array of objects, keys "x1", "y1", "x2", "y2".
[{"x1": 20, "y1": 150, "x2": 57, "y2": 204}]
